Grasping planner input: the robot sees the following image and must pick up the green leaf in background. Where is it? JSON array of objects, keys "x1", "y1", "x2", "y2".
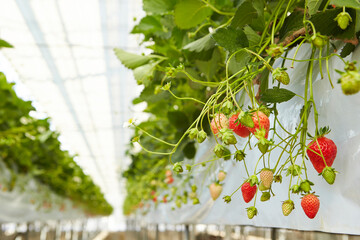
[
  {"x1": 311, "y1": 8, "x2": 356, "y2": 40},
  {"x1": 307, "y1": 0, "x2": 324, "y2": 15},
  {"x1": 243, "y1": 26, "x2": 261, "y2": 47},
  {"x1": 0, "y1": 39, "x2": 14, "y2": 48},
  {"x1": 212, "y1": 27, "x2": 249, "y2": 52},
  {"x1": 174, "y1": 0, "x2": 212, "y2": 29},
  {"x1": 279, "y1": 11, "x2": 303, "y2": 41},
  {"x1": 114, "y1": 48, "x2": 151, "y2": 69},
  {"x1": 231, "y1": 0, "x2": 258, "y2": 29},
  {"x1": 183, "y1": 34, "x2": 216, "y2": 52},
  {"x1": 330, "y1": 0, "x2": 360, "y2": 9},
  {"x1": 133, "y1": 61, "x2": 160, "y2": 86},
  {"x1": 131, "y1": 15, "x2": 163, "y2": 35},
  {"x1": 340, "y1": 43, "x2": 356, "y2": 57},
  {"x1": 260, "y1": 87, "x2": 296, "y2": 103},
  {"x1": 195, "y1": 48, "x2": 222, "y2": 81},
  {"x1": 167, "y1": 110, "x2": 190, "y2": 132},
  {"x1": 143, "y1": 0, "x2": 176, "y2": 14},
  {"x1": 183, "y1": 141, "x2": 196, "y2": 159}
]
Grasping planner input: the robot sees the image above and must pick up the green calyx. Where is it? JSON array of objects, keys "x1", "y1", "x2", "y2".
[
  {"x1": 234, "y1": 150, "x2": 246, "y2": 161},
  {"x1": 299, "y1": 179, "x2": 314, "y2": 193},
  {"x1": 221, "y1": 101, "x2": 233, "y2": 115},
  {"x1": 214, "y1": 144, "x2": 225, "y2": 158},
  {"x1": 266, "y1": 44, "x2": 285, "y2": 58},
  {"x1": 223, "y1": 195, "x2": 231, "y2": 203}
]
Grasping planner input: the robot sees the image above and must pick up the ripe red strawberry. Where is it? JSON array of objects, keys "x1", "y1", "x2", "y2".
[
  {"x1": 229, "y1": 113, "x2": 250, "y2": 137},
  {"x1": 218, "y1": 171, "x2": 227, "y2": 182},
  {"x1": 301, "y1": 194, "x2": 320, "y2": 219},
  {"x1": 163, "y1": 196, "x2": 167, "y2": 203},
  {"x1": 260, "y1": 169, "x2": 273, "y2": 189},
  {"x1": 165, "y1": 176, "x2": 174, "y2": 184},
  {"x1": 247, "y1": 111, "x2": 270, "y2": 139},
  {"x1": 241, "y1": 182, "x2": 257, "y2": 203},
  {"x1": 211, "y1": 113, "x2": 229, "y2": 135},
  {"x1": 306, "y1": 137, "x2": 337, "y2": 173},
  {"x1": 209, "y1": 183, "x2": 223, "y2": 200}
]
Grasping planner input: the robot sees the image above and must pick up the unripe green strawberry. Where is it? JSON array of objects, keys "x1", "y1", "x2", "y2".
[
  {"x1": 218, "y1": 171, "x2": 227, "y2": 182},
  {"x1": 291, "y1": 184, "x2": 300, "y2": 194},
  {"x1": 221, "y1": 101, "x2": 233, "y2": 115},
  {"x1": 266, "y1": 44, "x2": 284, "y2": 58},
  {"x1": 211, "y1": 113, "x2": 229, "y2": 135},
  {"x1": 246, "y1": 207, "x2": 258, "y2": 219},
  {"x1": 189, "y1": 192, "x2": 197, "y2": 199},
  {"x1": 191, "y1": 185, "x2": 197, "y2": 192},
  {"x1": 220, "y1": 128, "x2": 237, "y2": 145},
  {"x1": 175, "y1": 198, "x2": 182, "y2": 208},
  {"x1": 339, "y1": 71, "x2": 360, "y2": 95},
  {"x1": 260, "y1": 169, "x2": 273, "y2": 189},
  {"x1": 334, "y1": 11, "x2": 352, "y2": 30},
  {"x1": 260, "y1": 192, "x2": 270, "y2": 201},
  {"x1": 311, "y1": 34, "x2": 327, "y2": 48},
  {"x1": 258, "y1": 142, "x2": 269, "y2": 154},
  {"x1": 258, "y1": 182, "x2": 269, "y2": 191},
  {"x1": 321, "y1": 167, "x2": 336, "y2": 185},
  {"x1": 197, "y1": 130, "x2": 207, "y2": 143},
  {"x1": 182, "y1": 195, "x2": 188, "y2": 204},
  {"x1": 173, "y1": 163, "x2": 183, "y2": 173},
  {"x1": 214, "y1": 144, "x2": 225, "y2": 158},
  {"x1": 223, "y1": 147, "x2": 231, "y2": 160},
  {"x1": 234, "y1": 150, "x2": 246, "y2": 161},
  {"x1": 209, "y1": 183, "x2": 223, "y2": 200},
  {"x1": 192, "y1": 198, "x2": 200, "y2": 205},
  {"x1": 282, "y1": 200, "x2": 295, "y2": 216},
  {"x1": 273, "y1": 67, "x2": 290, "y2": 85},
  {"x1": 188, "y1": 128, "x2": 198, "y2": 140}
]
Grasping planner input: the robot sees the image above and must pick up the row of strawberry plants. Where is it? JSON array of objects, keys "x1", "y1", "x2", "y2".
[
  {"x1": 0, "y1": 40, "x2": 113, "y2": 216},
  {"x1": 118, "y1": 0, "x2": 360, "y2": 218}
]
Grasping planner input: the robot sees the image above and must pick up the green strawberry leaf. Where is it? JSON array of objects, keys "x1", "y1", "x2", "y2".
[
  {"x1": 307, "y1": 0, "x2": 324, "y2": 15},
  {"x1": 211, "y1": 27, "x2": 249, "y2": 52},
  {"x1": 174, "y1": 0, "x2": 212, "y2": 29},
  {"x1": 260, "y1": 87, "x2": 296, "y2": 103},
  {"x1": 230, "y1": 0, "x2": 258, "y2": 29},
  {"x1": 114, "y1": 48, "x2": 151, "y2": 69},
  {"x1": 143, "y1": 0, "x2": 176, "y2": 14},
  {"x1": 330, "y1": 0, "x2": 360, "y2": 9},
  {"x1": 0, "y1": 39, "x2": 14, "y2": 48},
  {"x1": 311, "y1": 8, "x2": 356, "y2": 40},
  {"x1": 183, "y1": 34, "x2": 216, "y2": 52},
  {"x1": 340, "y1": 43, "x2": 356, "y2": 57},
  {"x1": 133, "y1": 61, "x2": 161, "y2": 86},
  {"x1": 243, "y1": 26, "x2": 261, "y2": 47}
]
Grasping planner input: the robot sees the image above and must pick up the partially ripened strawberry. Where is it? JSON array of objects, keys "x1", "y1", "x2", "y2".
[
  {"x1": 247, "y1": 111, "x2": 270, "y2": 139},
  {"x1": 282, "y1": 200, "x2": 295, "y2": 216},
  {"x1": 241, "y1": 182, "x2": 257, "y2": 203},
  {"x1": 218, "y1": 171, "x2": 227, "y2": 182},
  {"x1": 229, "y1": 113, "x2": 250, "y2": 137},
  {"x1": 260, "y1": 168, "x2": 273, "y2": 189},
  {"x1": 306, "y1": 136, "x2": 337, "y2": 173},
  {"x1": 209, "y1": 183, "x2": 223, "y2": 200},
  {"x1": 211, "y1": 113, "x2": 229, "y2": 135},
  {"x1": 165, "y1": 170, "x2": 172, "y2": 177},
  {"x1": 301, "y1": 194, "x2": 320, "y2": 219},
  {"x1": 165, "y1": 176, "x2": 174, "y2": 184}
]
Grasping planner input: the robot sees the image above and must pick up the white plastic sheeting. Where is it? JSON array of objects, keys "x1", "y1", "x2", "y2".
[
  {"x1": 143, "y1": 44, "x2": 360, "y2": 235},
  {"x1": 0, "y1": 0, "x2": 145, "y2": 229}
]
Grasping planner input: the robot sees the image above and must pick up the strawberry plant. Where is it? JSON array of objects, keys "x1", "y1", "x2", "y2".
[{"x1": 118, "y1": 0, "x2": 360, "y2": 219}]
